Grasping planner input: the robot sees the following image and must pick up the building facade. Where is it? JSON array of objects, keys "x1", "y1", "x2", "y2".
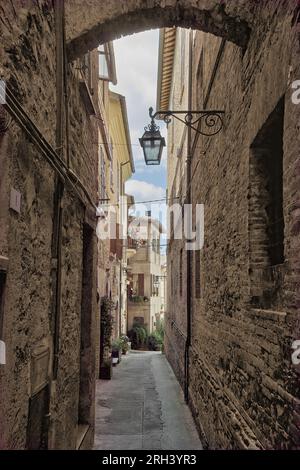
[
  {"x1": 0, "y1": 34, "x2": 100, "y2": 449},
  {"x1": 158, "y1": 15, "x2": 300, "y2": 449},
  {"x1": 127, "y1": 217, "x2": 165, "y2": 333},
  {"x1": 95, "y1": 45, "x2": 134, "y2": 377}
]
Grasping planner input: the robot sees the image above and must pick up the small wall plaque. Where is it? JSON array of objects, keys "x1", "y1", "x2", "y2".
[
  {"x1": 0, "y1": 340, "x2": 6, "y2": 365},
  {"x1": 10, "y1": 188, "x2": 21, "y2": 214}
]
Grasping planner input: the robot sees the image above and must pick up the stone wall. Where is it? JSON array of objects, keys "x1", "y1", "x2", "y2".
[
  {"x1": 166, "y1": 1, "x2": 300, "y2": 449},
  {"x1": 0, "y1": 1, "x2": 98, "y2": 449}
]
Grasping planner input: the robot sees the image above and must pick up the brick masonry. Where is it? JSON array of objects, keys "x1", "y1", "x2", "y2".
[
  {"x1": 165, "y1": 1, "x2": 300, "y2": 449},
  {"x1": 0, "y1": 1, "x2": 98, "y2": 449},
  {"x1": 0, "y1": 0, "x2": 299, "y2": 450}
]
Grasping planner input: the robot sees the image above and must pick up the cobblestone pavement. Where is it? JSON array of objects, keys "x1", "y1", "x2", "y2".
[{"x1": 94, "y1": 351, "x2": 202, "y2": 450}]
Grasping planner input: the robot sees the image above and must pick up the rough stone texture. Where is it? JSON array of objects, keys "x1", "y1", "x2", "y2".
[
  {"x1": 165, "y1": 1, "x2": 300, "y2": 450},
  {"x1": 0, "y1": 1, "x2": 98, "y2": 449},
  {"x1": 0, "y1": 0, "x2": 299, "y2": 451},
  {"x1": 65, "y1": 0, "x2": 254, "y2": 60}
]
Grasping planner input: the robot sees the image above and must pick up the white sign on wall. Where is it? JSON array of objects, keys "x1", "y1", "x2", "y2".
[
  {"x1": 10, "y1": 188, "x2": 21, "y2": 214},
  {"x1": 0, "y1": 340, "x2": 6, "y2": 365}
]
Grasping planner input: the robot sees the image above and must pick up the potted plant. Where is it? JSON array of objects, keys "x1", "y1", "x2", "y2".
[
  {"x1": 120, "y1": 335, "x2": 130, "y2": 355},
  {"x1": 111, "y1": 339, "x2": 122, "y2": 365},
  {"x1": 148, "y1": 331, "x2": 163, "y2": 351},
  {"x1": 127, "y1": 324, "x2": 148, "y2": 350},
  {"x1": 100, "y1": 296, "x2": 115, "y2": 379}
]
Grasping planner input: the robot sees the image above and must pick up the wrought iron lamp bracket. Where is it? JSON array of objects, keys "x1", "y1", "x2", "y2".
[{"x1": 149, "y1": 107, "x2": 225, "y2": 137}]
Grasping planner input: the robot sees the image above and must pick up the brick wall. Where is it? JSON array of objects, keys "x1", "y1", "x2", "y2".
[
  {"x1": 166, "y1": 2, "x2": 300, "y2": 449},
  {"x1": 0, "y1": 1, "x2": 98, "y2": 449}
]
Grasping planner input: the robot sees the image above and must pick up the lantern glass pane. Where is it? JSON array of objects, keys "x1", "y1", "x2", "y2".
[{"x1": 144, "y1": 139, "x2": 161, "y2": 162}]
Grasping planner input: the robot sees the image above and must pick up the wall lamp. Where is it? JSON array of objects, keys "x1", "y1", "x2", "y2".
[{"x1": 139, "y1": 107, "x2": 224, "y2": 166}]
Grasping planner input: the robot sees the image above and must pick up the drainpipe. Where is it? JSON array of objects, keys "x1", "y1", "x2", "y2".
[
  {"x1": 52, "y1": 0, "x2": 66, "y2": 379},
  {"x1": 184, "y1": 30, "x2": 193, "y2": 404}
]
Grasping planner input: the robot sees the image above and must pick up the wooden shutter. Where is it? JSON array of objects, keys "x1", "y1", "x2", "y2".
[{"x1": 138, "y1": 274, "x2": 144, "y2": 297}]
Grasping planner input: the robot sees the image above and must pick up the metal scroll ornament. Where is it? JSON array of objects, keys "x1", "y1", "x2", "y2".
[{"x1": 150, "y1": 108, "x2": 224, "y2": 136}]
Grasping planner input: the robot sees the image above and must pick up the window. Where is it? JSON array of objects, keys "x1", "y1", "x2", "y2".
[
  {"x1": 99, "y1": 50, "x2": 109, "y2": 80},
  {"x1": 249, "y1": 97, "x2": 285, "y2": 307},
  {"x1": 152, "y1": 275, "x2": 159, "y2": 297},
  {"x1": 98, "y1": 43, "x2": 115, "y2": 83},
  {"x1": 138, "y1": 274, "x2": 144, "y2": 297},
  {"x1": 179, "y1": 249, "x2": 183, "y2": 297},
  {"x1": 250, "y1": 97, "x2": 284, "y2": 267},
  {"x1": 195, "y1": 250, "x2": 201, "y2": 299}
]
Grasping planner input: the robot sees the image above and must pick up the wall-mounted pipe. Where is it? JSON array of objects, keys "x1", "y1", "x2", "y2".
[{"x1": 184, "y1": 30, "x2": 193, "y2": 404}]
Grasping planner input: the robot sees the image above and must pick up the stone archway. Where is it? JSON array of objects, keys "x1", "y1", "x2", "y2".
[{"x1": 65, "y1": 0, "x2": 254, "y2": 60}]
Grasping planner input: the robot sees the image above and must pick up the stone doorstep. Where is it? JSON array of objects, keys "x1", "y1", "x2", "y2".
[{"x1": 76, "y1": 424, "x2": 90, "y2": 450}]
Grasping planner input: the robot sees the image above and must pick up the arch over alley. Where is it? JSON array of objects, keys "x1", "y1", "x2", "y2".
[{"x1": 65, "y1": 0, "x2": 253, "y2": 60}]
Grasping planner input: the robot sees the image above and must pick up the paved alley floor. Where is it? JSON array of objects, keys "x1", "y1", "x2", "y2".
[{"x1": 94, "y1": 351, "x2": 202, "y2": 450}]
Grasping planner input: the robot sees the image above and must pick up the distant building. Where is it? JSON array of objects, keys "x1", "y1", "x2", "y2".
[
  {"x1": 96, "y1": 53, "x2": 135, "y2": 376},
  {"x1": 127, "y1": 216, "x2": 165, "y2": 333}
]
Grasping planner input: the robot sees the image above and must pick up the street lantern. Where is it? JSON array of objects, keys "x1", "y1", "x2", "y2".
[{"x1": 139, "y1": 107, "x2": 165, "y2": 165}]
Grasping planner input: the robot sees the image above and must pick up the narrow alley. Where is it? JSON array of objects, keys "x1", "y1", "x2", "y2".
[
  {"x1": 94, "y1": 351, "x2": 202, "y2": 451},
  {"x1": 1, "y1": 0, "x2": 300, "y2": 456}
]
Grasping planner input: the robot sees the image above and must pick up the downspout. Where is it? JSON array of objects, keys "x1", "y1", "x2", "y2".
[
  {"x1": 52, "y1": 0, "x2": 66, "y2": 379},
  {"x1": 184, "y1": 30, "x2": 193, "y2": 403}
]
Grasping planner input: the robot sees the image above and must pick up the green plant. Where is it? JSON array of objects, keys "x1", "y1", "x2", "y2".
[
  {"x1": 120, "y1": 335, "x2": 129, "y2": 352},
  {"x1": 156, "y1": 319, "x2": 165, "y2": 340},
  {"x1": 148, "y1": 331, "x2": 163, "y2": 351},
  {"x1": 100, "y1": 296, "x2": 114, "y2": 352},
  {"x1": 111, "y1": 338, "x2": 122, "y2": 351},
  {"x1": 128, "y1": 324, "x2": 148, "y2": 349}
]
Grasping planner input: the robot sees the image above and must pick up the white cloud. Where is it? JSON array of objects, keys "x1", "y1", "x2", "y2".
[
  {"x1": 125, "y1": 179, "x2": 165, "y2": 202},
  {"x1": 125, "y1": 180, "x2": 167, "y2": 238}
]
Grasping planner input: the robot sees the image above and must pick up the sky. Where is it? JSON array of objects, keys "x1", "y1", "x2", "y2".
[{"x1": 110, "y1": 30, "x2": 167, "y2": 230}]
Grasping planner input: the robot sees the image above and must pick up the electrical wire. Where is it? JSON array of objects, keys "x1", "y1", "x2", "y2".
[{"x1": 0, "y1": 81, "x2": 98, "y2": 212}]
